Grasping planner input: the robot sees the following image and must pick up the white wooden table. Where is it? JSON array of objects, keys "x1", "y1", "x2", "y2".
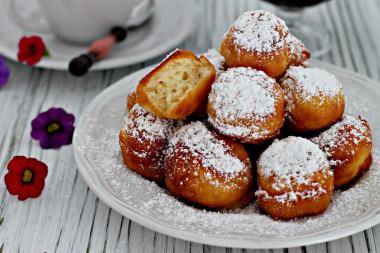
[{"x1": 1, "y1": 0, "x2": 380, "y2": 252}]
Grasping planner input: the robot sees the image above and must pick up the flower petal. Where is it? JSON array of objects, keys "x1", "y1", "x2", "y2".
[
  {"x1": 18, "y1": 185, "x2": 30, "y2": 201},
  {"x1": 33, "y1": 162, "x2": 48, "y2": 179},
  {"x1": 31, "y1": 128, "x2": 48, "y2": 141},
  {"x1": 4, "y1": 173, "x2": 21, "y2": 186},
  {"x1": 8, "y1": 156, "x2": 28, "y2": 174},
  {"x1": 29, "y1": 184, "x2": 42, "y2": 198},
  {"x1": 48, "y1": 108, "x2": 66, "y2": 121},
  {"x1": 39, "y1": 136, "x2": 52, "y2": 149},
  {"x1": 62, "y1": 113, "x2": 75, "y2": 124},
  {"x1": 51, "y1": 132, "x2": 71, "y2": 148},
  {"x1": 32, "y1": 178, "x2": 45, "y2": 191},
  {"x1": 27, "y1": 158, "x2": 39, "y2": 171},
  {"x1": 0, "y1": 63, "x2": 10, "y2": 87},
  {"x1": 6, "y1": 183, "x2": 23, "y2": 195},
  {"x1": 62, "y1": 124, "x2": 75, "y2": 136},
  {"x1": 31, "y1": 111, "x2": 50, "y2": 128}
]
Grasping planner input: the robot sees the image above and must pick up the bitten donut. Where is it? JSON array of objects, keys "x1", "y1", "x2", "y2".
[
  {"x1": 280, "y1": 66, "x2": 345, "y2": 132},
  {"x1": 207, "y1": 67, "x2": 285, "y2": 144},
  {"x1": 220, "y1": 10, "x2": 289, "y2": 79},
  {"x1": 165, "y1": 122, "x2": 253, "y2": 209},
  {"x1": 286, "y1": 34, "x2": 310, "y2": 67},
  {"x1": 256, "y1": 136, "x2": 334, "y2": 220},
  {"x1": 137, "y1": 49, "x2": 215, "y2": 119},
  {"x1": 311, "y1": 115, "x2": 372, "y2": 188},
  {"x1": 119, "y1": 104, "x2": 180, "y2": 181}
]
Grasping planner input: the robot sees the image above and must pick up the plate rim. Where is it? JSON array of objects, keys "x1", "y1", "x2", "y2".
[
  {"x1": 72, "y1": 60, "x2": 380, "y2": 249},
  {"x1": 0, "y1": 0, "x2": 193, "y2": 70}
]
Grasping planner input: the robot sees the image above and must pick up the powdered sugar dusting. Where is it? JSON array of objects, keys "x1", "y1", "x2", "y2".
[
  {"x1": 208, "y1": 67, "x2": 281, "y2": 138},
  {"x1": 258, "y1": 136, "x2": 331, "y2": 191},
  {"x1": 230, "y1": 10, "x2": 288, "y2": 54},
  {"x1": 167, "y1": 122, "x2": 247, "y2": 177},
  {"x1": 280, "y1": 66, "x2": 344, "y2": 112},
  {"x1": 311, "y1": 115, "x2": 372, "y2": 166},
  {"x1": 77, "y1": 114, "x2": 380, "y2": 238},
  {"x1": 256, "y1": 187, "x2": 327, "y2": 204},
  {"x1": 123, "y1": 104, "x2": 176, "y2": 142},
  {"x1": 202, "y1": 49, "x2": 227, "y2": 79},
  {"x1": 285, "y1": 34, "x2": 310, "y2": 67},
  {"x1": 209, "y1": 67, "x2": 277, "y2": 119},
  {"x1": 75, "y1": 63, "x2": 380, "y2": 241}
]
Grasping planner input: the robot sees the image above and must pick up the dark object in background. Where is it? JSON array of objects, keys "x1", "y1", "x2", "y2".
[{"x1": 263, "y1": 0, "x2": 329, "y2": 8}]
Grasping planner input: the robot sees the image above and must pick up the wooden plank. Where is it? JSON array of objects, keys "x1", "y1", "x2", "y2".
[
  {"x1": 327, "y1": 237, "x2": 353, "y2": 253},
  {"x1": 104, "y1": 210, "x2": 123, "y2": 253},
  {"x1": 351, "y1": 232, "x2": 370, "y2": 253},
  {"x1": 305, "y1": 243, "x2": 328, "y2": 253}
]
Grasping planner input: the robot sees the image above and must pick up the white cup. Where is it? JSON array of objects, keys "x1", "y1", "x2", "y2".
[{"x1": 4, "y1": 0, "x2": 137, "y2": 44}]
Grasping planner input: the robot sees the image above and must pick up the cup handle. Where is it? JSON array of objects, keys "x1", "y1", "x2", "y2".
[{"x1": 3, "y1": 0, "x2": 51, "y2": 33}]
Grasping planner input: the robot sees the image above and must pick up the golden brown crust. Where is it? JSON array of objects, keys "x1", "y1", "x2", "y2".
[
  {"x1": 256, "y1": 190, "x2": 333, "y2": 220},
  {"x1": 137, "y1": 50, "x2": 215, "y2": 119},
  {"x1": 219, "y1": 11, "x2": 289, "y2": 79},
  {"x1": 311, "y1": 115, "x2": 373, "y2": 188},
  {"x1": 256, "y1": 137, "x2": 334, "y2": 220},
  {"x1": 280, "y1": 66, "x2": 345, "y2": 132},
  {"x1": 286, "y1": 93, "x2": 345, "y2": 132},
  {"x1": 164, "y1": 123, "x2": 253, "y2": 209},
  {"x1": 119, "y1": 105, "x2": 170, "y2": 181},
  {"x1": 126, "y1": 89, "x2": 137, "y2": 111},
  {"x1": 220, "y1": 33, "x2": 289, "y2": 79},
  {"x1": 286, "y1": 34, "x2": 310, "y2": 68},
  {"x1": 206, "y1": 67, "x2": 285, "y2": 144}
]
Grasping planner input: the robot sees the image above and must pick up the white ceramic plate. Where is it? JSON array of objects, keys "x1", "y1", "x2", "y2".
[
  {"x1": 73, "y1": 60, "x2": 380, "y2": 249},
  {"x1": 0, "y1": 0, "x2": 193, "y2": 70}
]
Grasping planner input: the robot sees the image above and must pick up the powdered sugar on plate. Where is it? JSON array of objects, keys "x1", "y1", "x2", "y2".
[
  {"x1": 77, "y1": 115, "x2": 380, "y2": 237},
  {"x1": 74, "y1": 62, "x2": 380, "y2": 245}
]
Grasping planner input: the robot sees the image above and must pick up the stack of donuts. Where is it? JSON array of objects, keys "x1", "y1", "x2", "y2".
[{"x1": 119, "y1": 10, "x2": 373, "y2": 220}]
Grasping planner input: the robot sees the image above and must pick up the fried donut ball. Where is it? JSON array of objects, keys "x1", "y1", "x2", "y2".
[
  {"x1": 119, "y1": 104, "x2": 180, "y2": 181},
  {"x1": 189, "y1": 49, "x2": 229, "y2": 121},
  {"x1": 126, "y1": 85, "x2": 138, "y2": 111},
  {"x1": 311, "y1": 115, "x2": 372, "y2": 188},
  {"x1": 220, "y1": 10, "x2": 289, "y2": 79},
  {"x1": 207, "y1": 67, "x2": 285, "y2": 144},
  {"x1": 256, "y1": 136, "x2": 334, "y2": 220},
  {"x1": 280, "y1": 66, "x2": 345, "y2": 132},
  {"x1": 202, "y1": 48, "x2": 228, "y2": 79},
  {"x1": 285, "y1": 34, "x2": 310, "y2": 67},
  {"x1": 137, "y1": 49, "x2": 215, "y2": 119},
  {"x1": 165, "y1": 122, "x2": 253, "y2": 209}
]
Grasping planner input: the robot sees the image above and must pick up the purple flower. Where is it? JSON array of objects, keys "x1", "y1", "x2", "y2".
[
  {"x1": 0, "y1": 55, "x2": 10, "y2": 87},
  {"x1": 31, "y1": 108, "x2": 75, "y2": 149}
]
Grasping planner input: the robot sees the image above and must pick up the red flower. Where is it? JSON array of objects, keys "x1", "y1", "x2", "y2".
[
  {"x1": 17, "y1": 36, "x2": 49, "y2": 66},
  {"x1": 4, "y1": 156, "x2": 48, "y2": 201}
]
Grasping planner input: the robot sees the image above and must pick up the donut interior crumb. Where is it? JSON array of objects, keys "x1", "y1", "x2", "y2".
[{"x1": 143, "y1": 57, "x2": 212, "y2": 112}]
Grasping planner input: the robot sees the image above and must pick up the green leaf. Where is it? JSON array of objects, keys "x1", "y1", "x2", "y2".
[
  {"x1": 0, "y1": 217, "x2": 3, "y2": 227},
  {"x1": 44, "y1": 48, "x2": 50, "y2": 57}
]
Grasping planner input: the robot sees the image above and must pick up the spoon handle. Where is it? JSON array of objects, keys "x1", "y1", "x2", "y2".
[{"x1": 68, "y1": 27, "x2": 128, "y2": 77}]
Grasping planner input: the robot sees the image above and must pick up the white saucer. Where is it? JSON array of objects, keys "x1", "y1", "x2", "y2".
[
  {"x1": 0, "y1": 0, "x2": 193, "y2": 70},
  {"x1": 73, "y1": 60, "x2": 380, "y2": 249}
]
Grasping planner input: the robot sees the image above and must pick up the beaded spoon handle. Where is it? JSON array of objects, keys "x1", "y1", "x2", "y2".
[{"x1": 68, "y1": 27, "x2": 127, "y2": 76}]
